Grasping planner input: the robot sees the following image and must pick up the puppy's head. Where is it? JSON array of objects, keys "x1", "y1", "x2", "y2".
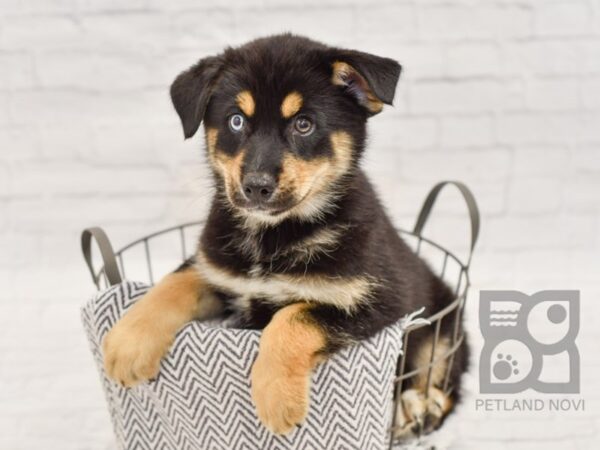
[{"x1": 171, "y1": 34, "x2": 401, "y2": 225}]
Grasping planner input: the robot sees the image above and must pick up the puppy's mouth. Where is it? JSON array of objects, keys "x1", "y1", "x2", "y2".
[
  {"x1": 246, "y1": 206, "x2": 289, "y2": 217},
  {"x1": 225, "y1": 188, "x2": 294, "y2": 216},
  {"x1": 235, "y1": 196, "x2": 296, "y2": 217}
]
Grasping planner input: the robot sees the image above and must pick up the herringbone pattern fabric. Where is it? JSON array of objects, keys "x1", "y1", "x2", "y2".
[{"x1": 82, "y1": 281, "x2": 407, "y2": 450}]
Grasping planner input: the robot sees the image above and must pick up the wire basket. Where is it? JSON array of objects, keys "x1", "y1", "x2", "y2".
[{"x1": 81, "y1": 180, "x2": 479, "y2": 448}]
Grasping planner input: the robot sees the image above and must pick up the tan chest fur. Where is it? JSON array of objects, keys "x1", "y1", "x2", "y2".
[{"x1": 194, "y1": 249, "x2": 375, "y2": 313}]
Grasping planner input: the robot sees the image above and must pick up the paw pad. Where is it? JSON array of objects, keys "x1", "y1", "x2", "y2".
[{"x1": 493, "y1": 353, "x2": 519, "y2": 380}]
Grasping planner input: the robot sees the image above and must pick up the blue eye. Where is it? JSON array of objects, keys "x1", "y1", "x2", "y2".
[{"x1": 229, "y1": 114, "x2": 245, "y2": 132}]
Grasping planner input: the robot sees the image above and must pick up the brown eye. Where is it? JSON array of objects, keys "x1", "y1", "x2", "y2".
[{"x1": 294, "y1": 115, "x2": 314, "y2": 135}]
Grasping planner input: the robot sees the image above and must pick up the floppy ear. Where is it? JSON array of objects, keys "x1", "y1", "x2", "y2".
[
  {"x1": 170, "y1": 55, "x2": 224, "y2": 139},
  {"x1": 330, "y1": 49, "x2": 401, "y2": 115}
]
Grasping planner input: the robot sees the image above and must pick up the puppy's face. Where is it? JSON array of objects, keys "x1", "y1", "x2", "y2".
[{"x1": 171, "y1": 35, "x2": 401, "y2": 225}]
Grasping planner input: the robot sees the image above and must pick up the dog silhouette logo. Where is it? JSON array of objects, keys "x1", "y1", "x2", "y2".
[{"x1": 479, "y1": 290, "x2": 580, "y2": 394}]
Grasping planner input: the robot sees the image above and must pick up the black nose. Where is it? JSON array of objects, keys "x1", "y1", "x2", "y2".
[{"x1": 242, "y1": 172, "x2": 276, "y2": 203}]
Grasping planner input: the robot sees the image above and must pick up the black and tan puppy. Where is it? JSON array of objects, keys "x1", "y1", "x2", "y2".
[{"x1": 102, "y1": 34, "x2": 468, "y2": 439}]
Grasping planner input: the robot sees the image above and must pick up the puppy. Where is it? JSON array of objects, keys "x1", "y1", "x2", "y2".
[{"x1": 102, "y1": 34, "x2": 468, "y2": 439}]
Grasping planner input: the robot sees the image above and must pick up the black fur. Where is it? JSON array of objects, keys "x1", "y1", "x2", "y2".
[
  {"x1": 171, "y1": 55, "x2": 223, "y2": 139},
  {"x1": 171, "y1": 33, "x2": 467, "y2": 422}
]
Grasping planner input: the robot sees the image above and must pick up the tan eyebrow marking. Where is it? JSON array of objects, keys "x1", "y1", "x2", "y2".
[
  {"x1": 236, "y1": 90, "x2": 255, "y2": 117},
  {"x1": 281, "y1": 91, "x2": 303, "y2": 118}
]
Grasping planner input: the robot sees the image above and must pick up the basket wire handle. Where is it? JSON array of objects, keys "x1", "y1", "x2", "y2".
[
  {"x1": 81, "y1": 227, "x2": 122, "y2": 289},
  {"x1": 413, "y1": 180, "x2": 480, "y2": 267}
]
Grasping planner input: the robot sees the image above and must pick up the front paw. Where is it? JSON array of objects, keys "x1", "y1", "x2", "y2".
[
  {"x1": 251, "y1": 354, "x2": 310, "y2": 435},
  {"x1": 102, "y1": 315, "x2": 174, "y2": 388}
]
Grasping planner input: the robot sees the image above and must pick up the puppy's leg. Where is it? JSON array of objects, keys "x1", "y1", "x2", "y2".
[
  {"x1": 251, "y1": 303, "x2": 327, "y2": 435},
  {"x1": 103, "y1": 262, "x2": 222, "y2": 387},
  {"x1": 394, "y1": 384, "x2": 453, "y2": 439},
  {"x1": 394, "y1": 332, "x2": 467, "y2": 440}
]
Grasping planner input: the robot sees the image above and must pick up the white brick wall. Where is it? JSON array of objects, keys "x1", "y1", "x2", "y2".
[{"x1": 1, "y1": 1, "x2": 599, "y2": 449}]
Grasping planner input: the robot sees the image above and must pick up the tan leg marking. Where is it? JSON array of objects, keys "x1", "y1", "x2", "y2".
[
  {"x1": 413, "y1": 336, "x2": 451, "y2": 390},
  {"x1": 394, "y1": 337, "x2": 454, "y2": 440},
  {"x1": 394, "y1": 387, "x2": 453, "y2": 439},
  {"x1": 251, "y1": 303, "x2": 326, "y2": 434},
  {"x1": 103, "y1": 268, "x2": 221, "y2": 387},
  {"x1": 281, "y1": 91, "x2": 303, "y2": 118},
  {"x1": 236, "y1": 90, "x2": 255, "y2": 117}
]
